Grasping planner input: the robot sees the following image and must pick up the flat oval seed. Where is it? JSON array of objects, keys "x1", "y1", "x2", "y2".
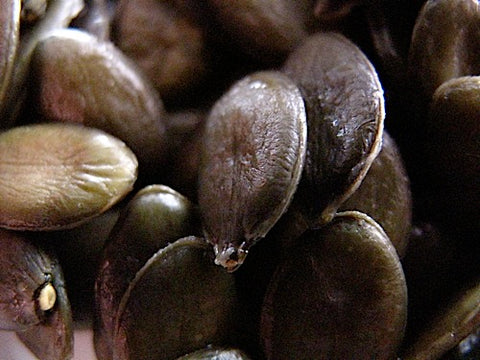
[
  {"x1": 198, "y1": 70, "x2": 307, "y2": 271},
  {"x1": 0, "y1": 123, "x2": 138, "y2": 230},
  {"x1": 94, "y1": 185, "x2": 198, "y2": 360},
  {"x1": 113, "y1": 236, "x2": 239, "y2": 360},
  {"x1": 282, "y1": 32, "x2": 384, "y2": 226},
  {"x1": 260, "y1": 211, "x2": 407, "y2": 360}
]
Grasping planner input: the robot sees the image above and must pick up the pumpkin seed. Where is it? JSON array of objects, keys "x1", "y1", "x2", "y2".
[
  {"x1": 113, "y1": 236, "x2": 239, "y2": 360},
  {"x1": 0, "y1": 123, "x2": 137, "y2": 230},
  {"x1": 282, "y1": 31, "x2": 384, "y2": 226},
  {"x1": 94, "y1": 185, "x2": 198, "y2": 360},
  {"x1": 198, "y1": 70, "x2": 307, "y2": 271},
  {"x1": 260, "y1": 211, "x2": 407, "y2": 360}
]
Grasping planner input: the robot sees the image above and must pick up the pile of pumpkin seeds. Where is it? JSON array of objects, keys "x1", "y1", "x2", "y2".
[{"x1": 0, "y1": 0, "x2": 479, "y2": 359}]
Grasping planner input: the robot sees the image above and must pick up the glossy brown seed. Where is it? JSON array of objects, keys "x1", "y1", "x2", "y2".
[
  {"x1": 282, "y1": 32, "x2": 384, "y2": 227},
  {"x1": 198, "y1": 70, "x2": 307, "y2": 271},
  {"x1": 113, "y1": 236, "x2": 239, "y2": 360},
  {"x1": 94, "y1": 185, "x2": 199, "y2": 360},
  {"x1": 408, "y1": 0, "x2": 480, "y2": 100},
  {"x1": 339, "y1": 131, "x2": 412, "y2": 257},
  {"x1": 261, "y1": 211, "x2": 407, "y2": 360},
  {"x1": 0, "y1": 123, "x2": 137, "y2": 231},
  {"x1": 0, "y1": 229, "x2": 72, "y2": 360},
  {"x1": 29, "y1": 28, "x2": 168, "y2": 176}
]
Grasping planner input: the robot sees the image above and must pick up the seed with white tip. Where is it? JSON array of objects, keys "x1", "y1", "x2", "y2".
[{"x1": 38, "y1": 283, "x2": 56, "y2": 312}]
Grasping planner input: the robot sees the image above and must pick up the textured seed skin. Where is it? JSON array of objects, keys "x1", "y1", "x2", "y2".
[
  {"x1": 282, "y1": 32, "x2": 384, "y2": 227},
  {"x1": 0, "y1": 123, "x2": 138, "y2": 231},
  {"x1": 198, "y1": 70, "x2": 307, "y2": 271}
]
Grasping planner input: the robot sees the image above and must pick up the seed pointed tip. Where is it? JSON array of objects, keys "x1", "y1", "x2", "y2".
[{"x1": 213, "y1": 244, "x2": 248, "y2": 272}]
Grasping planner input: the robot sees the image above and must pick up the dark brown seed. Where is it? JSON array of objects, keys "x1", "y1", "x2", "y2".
[
  {"x1": 260, "y1": 211, "x2": 407, "y2": 360},
  {"x1": 198, "y1": 70, "x2": 307, "y2": 271},
  {"x1": 339, "y1": 131, "x2": 412, "y2": 257},
  {"x1": 408, "y1": 0, "x2": 480, "y2": 100},
  {"x1": 282, "y1": 32, "x2": 384, "y2": 227}
]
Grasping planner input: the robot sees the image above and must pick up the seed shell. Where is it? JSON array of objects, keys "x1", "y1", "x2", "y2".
[
  {"x1": 94, "y1": 185, "x2": 198, "y2": 360},
  {"x1": 260, "y1": 211, "x2": 407, "y2": 360},
  {"x1": 282, "y1": 32, "x2": 384, "y2": 226},
  {"x1": 113, "y1": 236, "x2": 239, "y2": 360},
  {"x1": 0, "y1": 123, "x2": 138, "y2": 230},
  {"x1": 198, "y1": 70, "x2": 307, "y2": 271}
]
